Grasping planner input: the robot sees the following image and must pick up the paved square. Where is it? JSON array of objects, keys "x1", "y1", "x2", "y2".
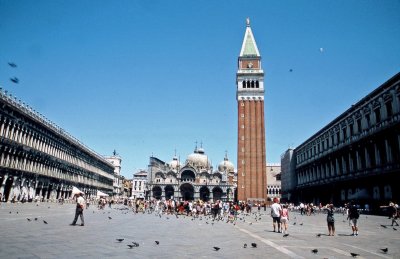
[{"x1": 0, "y1": 202, "x2": 399, "y2": 258}]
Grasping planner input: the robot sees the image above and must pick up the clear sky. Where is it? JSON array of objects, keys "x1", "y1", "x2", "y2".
[{"x1": 1, "y1": 1, "x2": 399, "y2": 178}]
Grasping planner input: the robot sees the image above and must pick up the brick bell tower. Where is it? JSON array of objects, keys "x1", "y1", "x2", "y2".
[{"x1": 236, "y1": 18, "x2": 266, "y2": 202}]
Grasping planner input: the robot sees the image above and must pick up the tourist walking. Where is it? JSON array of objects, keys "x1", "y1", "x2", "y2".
[
  {"x1": 347, "y1": 202, "x2": 359, "y2": 236},
  {"x1": 271, "y1": 197, "x2": 282, "y2": 233},
  {"x1": 380, "y1": 202, "x2": 399, "y2": 226},
  {"x1": 280, "y1": 204, "x2": 289, "y2": 235},
  {"x1": 70, "y1": 192, "x2": 85, "y2": 226},
  {"x1": 325, "y1": 204, "x2": 335, "y2": 236}
]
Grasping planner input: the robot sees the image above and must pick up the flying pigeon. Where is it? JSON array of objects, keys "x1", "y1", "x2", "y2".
[
  {"x1": 380, "y1": 248, "x2": 388, "y2": 253},
  {"x1": 350, "y1": 252, "x2": 360, "y2": 257},
  {"x1": 43, "y1": 220, "x2": 48, "y2": 224},
  {"x1": 127, "y1": 245, "x2": 135, "y2": 249},
  {"x1": 108, "y1": 216, "x2": 112, "y2": 220},
  {"x1": 213, "y1": 247, "x2": 220, "y2": 251},
  {"x1": 311, "y1": 249, "x2": 318, "y2": 254},
  {"x1": 8, "y1": 62, "x2": 17, "y2": 67},
  {"x1": 132, "y1": 242, "x2": 139, "y2": 247},
  {"x1": 251, "y1": 243, "x2": 257, "y2": 248},
  {"x1": 116, "y1": 239, "x2": 124, "y2": 242},
  {"x1": 27, "y1": 218, "x2": 31, "y2": 221},
  {"x1": 155, "y1": 241, "x2": 159, "y2": 245},
  {"x1": 10, "y1": 77, "x2": 19, "y2": 84}
]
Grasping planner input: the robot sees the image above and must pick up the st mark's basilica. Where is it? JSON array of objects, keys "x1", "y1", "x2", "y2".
[{"x1": 146, "y1": 145, "x2": 236, "y2": 202}]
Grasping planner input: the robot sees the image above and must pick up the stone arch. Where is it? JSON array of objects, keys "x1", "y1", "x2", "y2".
[
  {"x1": 199, "y1": 186, "x2": 210, "y2": 202},
  {"x1": 181, "y1": 169, "x2": 195, "y2": 182},
  {"x1": 212, "y1": 186, "x2": 223, "y2": 201},
  {"x1": 165, "y1": 185, "x2": 174, "y2": 200},
  {"x1": 180, "y1": 183, "x2": 194, "y2": 201},
  {"x1": 152, "y1": 186, "x2": 162, "y2": 200}
]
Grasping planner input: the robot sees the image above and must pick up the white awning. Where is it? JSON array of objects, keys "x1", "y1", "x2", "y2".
[{"x1": 97, "y1": 190, "x2": 109, "y2": 197}]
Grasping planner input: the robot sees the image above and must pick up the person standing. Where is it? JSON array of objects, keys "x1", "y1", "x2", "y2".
[
  {"x1": 70, "y1": 192, "x2": 85, "y2": 226},
  {"x1": 348, "y1": 202, "x2": 359, "y2": 236},
  {"x1": 325, "y1": 204, "x2": 335, "y2": 236},
  {"x1": 271, "y1": 197, "x2": 282, "y2": 233},
  {"x1": 280, "y1": 204, "x2": 290, "y2": 235}
]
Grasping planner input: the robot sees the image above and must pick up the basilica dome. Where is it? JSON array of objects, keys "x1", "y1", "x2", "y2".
[
  {"x1": 218, "y1": 156, "x2": 235, "y2": 173},
  {"x1": 169, "y1": 156, "x2": 180, "y2": 169},
  {"x1": 186, "y1": 147, "x2": 210, "y2": 168}
]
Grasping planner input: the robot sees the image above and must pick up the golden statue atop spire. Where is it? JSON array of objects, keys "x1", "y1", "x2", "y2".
[{"x1": 246, "y1": 17, "x2": 250, "y2": 27}]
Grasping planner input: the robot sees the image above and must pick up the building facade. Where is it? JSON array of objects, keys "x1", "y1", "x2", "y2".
[
  {"x1": 266, "y1": 163, "x2": 281, "y2": 200},
  {"x1": 104, "y1": 151, "x2": 123, "y2": 197},
  {"x1": 293, "y1": 73, "x2": 400, "y2": 209},
  {"x1": 131, "y1": 170, "x2": 147, "y2": 199},
  {"x1": 0, "y1": 89, "x2": 115, "y2": 202},
  {"x1": 147, "y1": 146, "x2": 236, "y2": 202},
  {"x1": 280, "y1": 148, "x2": 296, "y2": 202},
  {"x1": 236, "y1": 18, "x2": 267, "y2": 202}
]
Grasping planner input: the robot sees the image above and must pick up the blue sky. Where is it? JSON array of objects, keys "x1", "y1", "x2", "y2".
[{"x1": 1, "y1": 1, "x2": 399, "y2": 177}]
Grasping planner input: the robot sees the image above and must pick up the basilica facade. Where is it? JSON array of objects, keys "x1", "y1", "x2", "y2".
[{"x1": 146, "y1": 146, "x2": 236, "y2": 202}]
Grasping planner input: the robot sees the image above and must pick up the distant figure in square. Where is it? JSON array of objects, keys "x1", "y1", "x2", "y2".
[
  {"x1": 325, "y1": 204, "x2": 335, "y2": 236},
  {"x1": 348, "y1": 202, "x2": 359, "y2": 236},
  {"x1": 280, "y1": 204, "x2": 290, "y2": 235},
  {"x1": 70, "y1": 192, "x2": 85, "y2": 226},
  {"x1": 271, "y1": 197, "x2": 282, "y2": 233}
]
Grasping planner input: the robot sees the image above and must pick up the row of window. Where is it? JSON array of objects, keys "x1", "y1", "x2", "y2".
[
  {"x1": 297, "y1": 135, "x2": 400, "y2": 185},
  {"x1": 297, "y1": 89, "x2": 399, "y2": 164},
  {"x1": 0, "y1": 116, "x2": 114, "y2": 180},
  {"x1": 241, "y1": 80, "x2": 260, "y2": 89}
]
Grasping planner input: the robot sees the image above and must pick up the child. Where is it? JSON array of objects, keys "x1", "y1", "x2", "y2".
[{"x1": 280, "y1": 204, "x2": 290, "y2": 235}]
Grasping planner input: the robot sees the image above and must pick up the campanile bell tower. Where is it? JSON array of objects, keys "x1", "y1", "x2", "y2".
[{"x1": 236, "y1": 18, "x2": 266, "y2": 202}]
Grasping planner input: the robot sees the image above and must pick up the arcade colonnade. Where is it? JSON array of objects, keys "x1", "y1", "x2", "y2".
[
  {"x1": 294, "y1": 73, "x2": 400, "y2": 205},
  {"x1": 149, "y1": 183, "x2": 233, "y2": 202},
  {"x1": 0, "y1": 89, "x2": 115, "y2": 202}
]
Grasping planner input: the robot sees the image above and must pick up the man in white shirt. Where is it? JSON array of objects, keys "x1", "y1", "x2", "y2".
[
  {"x1": 271, "y1": 197, "x2": 282, "y2": 233},
  {"x1": 70, "y1": 192, "x2": 85, "y2": 226}
]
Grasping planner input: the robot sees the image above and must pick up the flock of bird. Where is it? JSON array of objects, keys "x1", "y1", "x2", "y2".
[
  {"x1": 7, "y1": 62, "x2": 19, "y2": 84},
  {"x1": 6, "y1": 205, "x2": 397, "y2": 256}
]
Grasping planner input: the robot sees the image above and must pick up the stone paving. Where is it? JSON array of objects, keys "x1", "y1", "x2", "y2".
[{"x1": 0, "y1": 202, "x2": 399, "y2": 258}]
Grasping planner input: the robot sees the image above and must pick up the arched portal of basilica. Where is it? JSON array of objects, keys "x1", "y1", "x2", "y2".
[{"x1": 147, "y1": 146, "x2": 236, "y2": 202}]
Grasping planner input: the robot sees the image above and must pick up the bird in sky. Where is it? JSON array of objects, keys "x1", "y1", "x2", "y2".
[
  {"x1": 289, "y1": 69, "x2": 293, "y2": 72},
  {"x1": 108, "y1": 216, "x2": 112, "y2": 220},
  {"x1": 311, "y1": 249, "x2": 318, "y2": 254},
  {"x1": 213, "y1": 247, "x2": 220, "y2": 251},
  {"x1": 127, "y1": 245, "x2": 135, "y2": 249},
  {"x1": 27, "y1": 218, "x2": 31, "y2": 221},
  {"x1": 132, "y1": 242, "x2": 139, "y2": 247},
  {"x1": 350, "y1": 252, "x2": 360, "y2": 257},
  {"x1": 319, "y1": 47, "x2": 324, "y2": 53},
  {"x1": 251, "y1": 243, "x2": 257, "y2": 248},
  {"x1": 380, "y1": 248, "x2": 388, "y2": 253},
  {"x1": 43, "y1": 220, "x2": 48, "y2": 224},
  {"x1": 10, "y1": 77, "x2": 19, "y2": 84},
  {"x1": 155, "y1": 241, "x2": 159, "y2": 245},
  {"x1": 116, "y1": 239, "x2": 124, "y2": 242},
  {"x1": 8, "y1": 62, "x2": 17, "y2": 67}
]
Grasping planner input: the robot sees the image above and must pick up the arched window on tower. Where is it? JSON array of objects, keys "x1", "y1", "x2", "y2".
[
  {"x1": 247, "y1": 81, "x2": 250, "y2": 88},
  {"x1": 256, "y1": 81, "x2": 259, "y2": 88},
  {"x1": 251, "y1": 81, "x2": 255, "y2": 88},
  {"x1": 242, "y1": 81, "x2": 246, "y2": 88}
]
